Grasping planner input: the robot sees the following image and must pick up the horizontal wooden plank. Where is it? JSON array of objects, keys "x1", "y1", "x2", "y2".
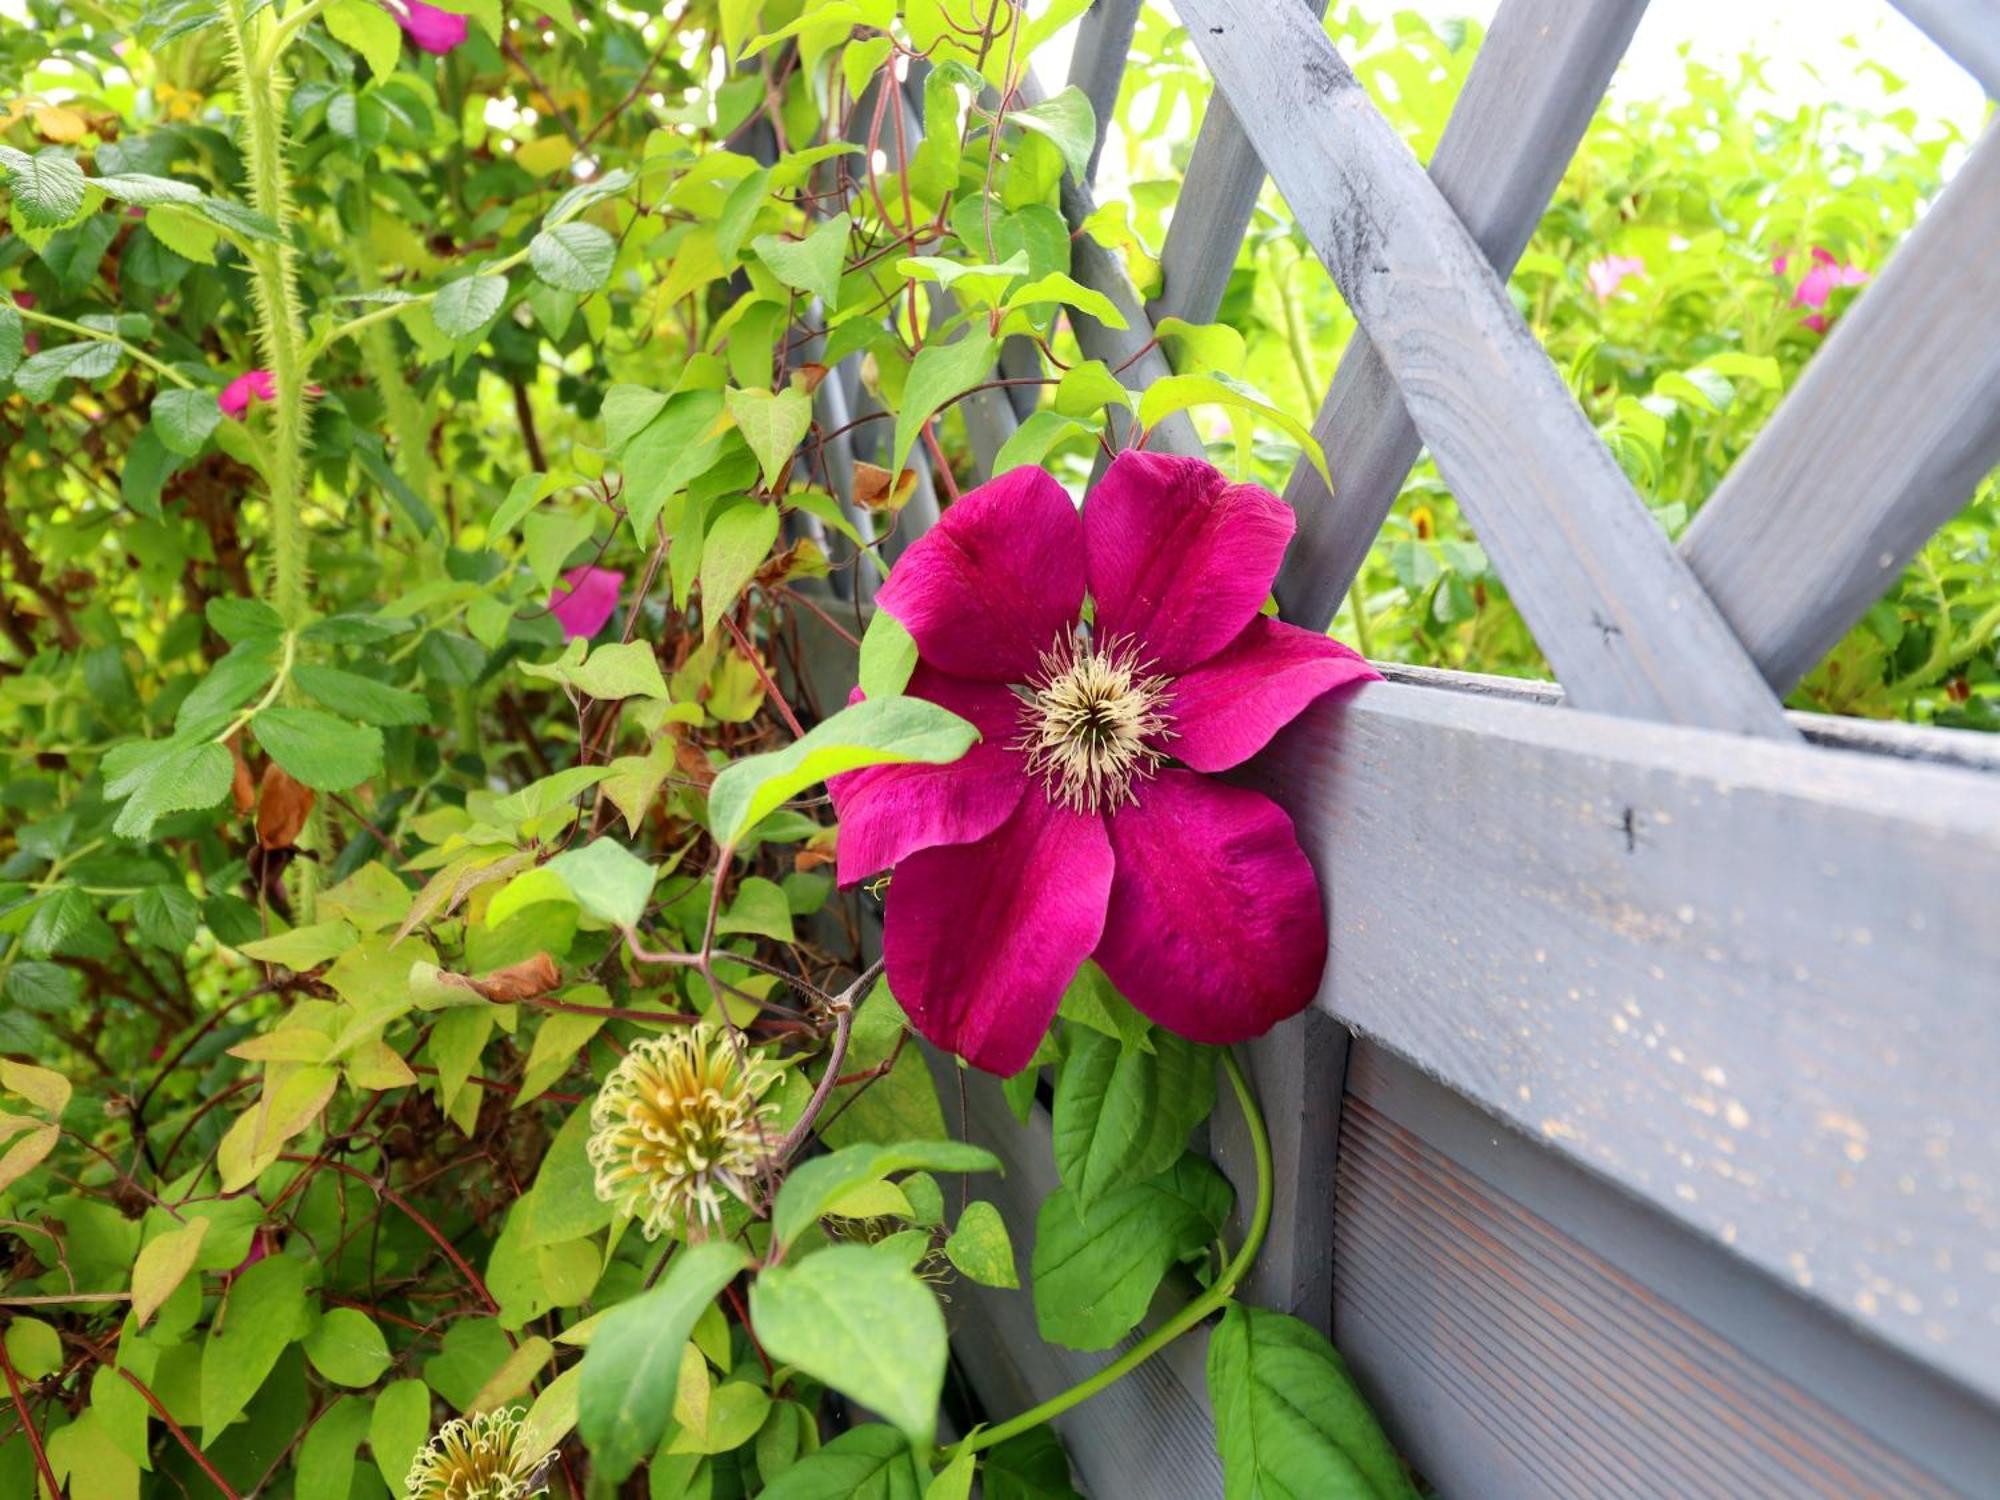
[
  {"x1": 1236, "y1": 672, "x2": 2000, "y2": 1402},
  {"x1": 1679, "y1": 123, "x2": 2000, "y2": 692},
  {"x1": 1336, "y1": 1048, "x2": 1976, "y2": 1500},
  {"x1": 1177, "y1": 0, "x2": 1794, "y2": 737},
  {"x1": 1886, "y1": 0, "x2": 2000, "y2": 94},
  {"x1": 1274, "y1": 0, "x2": 1650, "y2": 629},
  {"x1": 1344, "y1": 1042, "x2": 2000, "y2": 1499}
]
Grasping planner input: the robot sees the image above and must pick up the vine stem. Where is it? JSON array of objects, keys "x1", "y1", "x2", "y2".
[{"x1": 947, "y1": 1046, "x2": 1273, "y2": 1460}]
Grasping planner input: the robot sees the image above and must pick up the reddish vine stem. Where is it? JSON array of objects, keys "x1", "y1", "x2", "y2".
[
  {"x1": 117, "y1": 1366, "x2": 243, "y2": 1498},
  {"x1": 0, "y1": 1329, "x2": 58, "y2": 1500},
  {"x1": 280, "y1": 1156, "x2": 499, "y2": 1313}
]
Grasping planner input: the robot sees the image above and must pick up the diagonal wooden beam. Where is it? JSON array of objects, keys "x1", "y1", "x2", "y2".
[
  {"x1": 1176, "y1": 0, "x2": 1793, "y2": 738},
  {"x1": 1884, "y1": 0, "x2": 2000, "y2": 95},
  {"x1": 1679, "y1": 123, "x2": 2000, "y2": 692},
  {"x1": 1269, "y1": 0, "x2": 1649, "y2": 632}
]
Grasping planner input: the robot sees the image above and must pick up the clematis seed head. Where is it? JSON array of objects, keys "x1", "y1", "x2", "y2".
[
  {"x1": 1015, "y1": 628, "x2": 1172, "y2": 814},
  {"x1": 586, "y1": 1024, "x2": 781, "y2": 1239},
  {"x1": 405, "y1": 1408, "x2": 553, "y2": 1500}
]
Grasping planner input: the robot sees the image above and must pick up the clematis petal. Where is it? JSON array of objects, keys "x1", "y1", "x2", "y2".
[
  {"x1": 883, "y1": 793, "x2": 1113, "y2": 1075},
  {"x1": 828, "y1": 669, "x2": 1030, "y2": 887},
  {"x1": 1166, "y1": 616, "x2": 1378, "y2": 772},
  {"x1": 1094, "y1": 770, "x2": 1326, "y2": 1045},
  {"x1": 1084, "y1": 450, "x2": 1296, "y2": 674},
  {"x1": 875, "y1": 466, "x2": 1085, "y2": 681},
  {"x1": 549, "y1": 566, "x2": 625, "y2": 639},
  {"x1": 218, "y1": 369, "x2": 274, "y2": 417}
]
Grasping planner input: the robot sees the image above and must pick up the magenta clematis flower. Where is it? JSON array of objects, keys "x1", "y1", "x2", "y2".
[
  {"x1": 550, "y1": 565, "x2": 625, "y2": 638},
  {"x1": 1586, "y1": 254, "x2": 1645, "y2": 304},
  {"x1": 1775, "y1": 247, "x2": 1869, "y2": 333},
  {"x1": 829, "y1": 452, "x2": 1380, "y2": 1075},
  {"x1": 394, "y1": 0, "x2": 470, "y2": 54}
]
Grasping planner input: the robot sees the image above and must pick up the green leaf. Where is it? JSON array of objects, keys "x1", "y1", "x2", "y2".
[
  {"x1": 369, "y1": 1379, "x2": 432, "y2": 1494},
  {"x1": 1009, "y1": 87, "x2": 1096, "y2": 182},
  {"x1": 293, "y1": 664, "x2": 430, "y2": 726},
  {"x1": 707, "y1": 694, "x2": 979, "y2": 845},
  {"x1": 752, "y1": 211, "x2": 850, "y2": 309},
  {"x1": 1007, "y1": 271, "x2": 1126, "y2": 329},
  {"x1": 724, "y1": 386, "x2": 813, "y2": 489},
  {"x1": 302, "y1": 1307, "x2": 392, "y2": 1388},
  {"x1": 325, "y1": 0, "x2": 401, "y2": 80},
  {"x1": 146, "y1": 203, "x2": 218, "y2": 264},
  {"x1": 927, "y1": 1448, "x2": 977, "y2": 1500},
  {"x1": 251, "y1": 707, "x2": 385, "y2": 791},
  {"x1": 577, "y1": 1240, "x2": 749, "y2": 1483},
  {"x1": 131, "y1": 1218, "x2": 209, "y2": 1328},
  {"x1": 523, "y1": 1102, "x2": 615, "y2": 1246},
  {"x1": 491, "y1": 470, "x2": 567, "y2": 535},
  {"x1": 13, "y1": 338, "x2": 122, "y2": 401},
  {"x1": 296, "y1": 1394, "x2": 371, "y2": 1500},
  {"x1": 132, "y1": 883, "x2": 200, "y2": 950},
  {"x1": 545, "y1": 837, "x2": 655, "y2": 929},
  {"x1": 699, "y1": 501, "x2": 780, "y2": 630},
  {"x1": 1137, "y1": 372, "x2": 1331, "y2": 489},
  {"x1": 1208, "y1": 1304, "x2": 1420, "y2": 1500},
  {"x1": 892, "y1": 330, "x2": 998, "y2": 474},
  {"x1": 758, "y1": 1423, "x2": 924, "y2": 1500},
  {"x1": 993, "y1": 410, "x2": 1089, "y2": 476},
  {"x1": 621, "y1": 389, "x2": 727, "y2": 541},
  {"x1": 1031, "y1": 1154, "x2": 1231, "y2": 1351},
  {"x1": 944, "y1": 1199, "x2": 1018, "y2": 1289},
  {"x1": 150, "y1": 387, "x2": 221, "y2": 456},
  {"x1": 200, "y1": 1253, "x2": 309, "y2": 1441},
  {"x1": 0, "y1": 301, "x2": 22, "y2": 380},
  {"x1": 716, "y1": 875, "x2": 793, "y2": 943},
  {"x1": 1052, "y1": 1025, "x2": 1215, "y2": 1209},
  {"x1": 751, "y1": 1246, "x2": 946, "y2": 1446},
  {"x1": 4, "y1": 1319, "x2": 62, "y2": 1381},
  {"x1": 858, "y1": 608, "x2": 917, "y2": 697},
  {"x1": 771, "y1": 1139, "x2": 1000, "y2": 1250},
  {"x1": 521, "y1": 639, "x2": 669, "y2": 702},
  {"x1": 432, "y1": 272, "x2": 508, "y2": 338},
  {"x1": 1053, "y1": 360, "x2": 1132, "y2": 420},
  {"x1": 530, "y1": 221, "x2": 617, "y2": 292},
  {"x1": 102, "y1": 736, "x2": 234, "y2": 838},
  {"x1": 983, "y1": 1427, "x2": 1084, "y2": 1499},
  {"x1": 0, "y1": 146, "x2": 88, "y2": 229}
]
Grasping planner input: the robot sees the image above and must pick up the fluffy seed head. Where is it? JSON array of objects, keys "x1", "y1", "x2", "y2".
[
  {"x1": 587, "y1": 1024, "x2": 780, "y2": 1239},
  {"x1": 404, "y1": 1408, "x2": 552, "y2": 1500},
  {"x1": 1017, "y1": 628, "x2": 1172, "y2": 813}
]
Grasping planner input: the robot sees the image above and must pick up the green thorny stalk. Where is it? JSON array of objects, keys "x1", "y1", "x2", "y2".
[
  {"x1": 223, "y1": 0, "x2": 310, "y2": 631},
  {"x1": 225, "y1": 0, "x2": 326, "y2": 915},
  {"x1": 943, "y1": 1048, "x2": 1275, "y2": 1461}
]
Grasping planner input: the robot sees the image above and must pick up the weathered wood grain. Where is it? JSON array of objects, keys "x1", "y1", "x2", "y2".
[
  {"x1": 1342, "y1": 1043, "x2": 2000, "y2": 1499},
  {"x1": 1271, "y1": 0, "x2": 1649, "y2": 630},
  {"x1": 1236, "y1": 674, "x2": 2000, "y2": 1402},
  {"x1": 1176, "y1": 1, "x2": 1794, "y2": 737},
  {"x1": 1886, "y1": 0, "x2": 2000, "y2": 94},
  {"x1": 1679, "y1": 123, "x2": 2000, "y2": 692}
]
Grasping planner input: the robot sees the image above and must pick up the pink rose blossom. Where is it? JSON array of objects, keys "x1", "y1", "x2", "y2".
[
  {"x1": 395, "y1": 0, "x2": 470, "y2": 55},
  {"x1": 830, "y1": 452, "x2": 1379, "y2": 1075},
  {"x1": 549, "y1": 565, "x2": 625, "y2": 639},
  {"x1": 1586, "y1": 254, "x2": 1645, "y2": 303},
  {"x1": 218, "y1": 369, "x2": 276, "y2": 417},
  {"x1": 1775, "y1": 247, "x2": 1868, "y2": 333}
]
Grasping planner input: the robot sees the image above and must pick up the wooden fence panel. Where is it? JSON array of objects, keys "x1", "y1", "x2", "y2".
[
  {"x1": 1886, "y1": 0, "x2": 2000, "y2": 93},
  {"x1": 1237, "y1": 673, "x2": 2000, "y2": 1403},
  {"x1": 1271, "y1": 0, "x2": 1650, "y2": 630},
  {"x1": 1679, "y1": 124, "x2": 2000, "y2": 691}
]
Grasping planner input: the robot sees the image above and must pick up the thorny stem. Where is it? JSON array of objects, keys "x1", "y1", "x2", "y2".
[{"x1": 946, "y1": 1048, "x2": 1272, "y2": 1460}]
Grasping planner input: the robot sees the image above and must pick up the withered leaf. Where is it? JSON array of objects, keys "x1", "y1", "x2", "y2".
[{"x1": 256, "y1": 763, "x2": 315, "y2": 849}]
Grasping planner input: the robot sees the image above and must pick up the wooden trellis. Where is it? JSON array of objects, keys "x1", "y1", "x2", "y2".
[{"x1": 796, "y1": 2, "x2": 2000, "y2": 1493}]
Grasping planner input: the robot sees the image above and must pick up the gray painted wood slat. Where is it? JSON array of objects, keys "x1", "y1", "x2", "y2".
[
  {"x1": 1175, "y1": 0, "x2": 1796, "y2": 739},
  {"x1": 1271, "y1": 0, "x2": 1648, "y2": 630},
  {"x1": 1063, "y1": 0, "x2": 1142, "y2": 183},
  {"x1": 1886, "y1": 0, "x2": 2000, "y2": 94},
  {"x1": 1149, "y1": 0, "x2": 1329, "y2": 330},
  {"x1": 1236, "y1": 674, "x2": 2000, "y2": 1404},
  {"x1": 1679, "y1": 123, "x2": 2000, "y2": 693}
]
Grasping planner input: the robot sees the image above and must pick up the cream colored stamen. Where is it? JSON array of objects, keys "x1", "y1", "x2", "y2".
[{"x1": 1016, "y1": 628, "x2": 1172, "y2": 813}]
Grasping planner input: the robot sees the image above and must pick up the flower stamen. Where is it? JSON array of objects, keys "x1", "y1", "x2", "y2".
[
  {"x1": 1016, "y1": 628, "x2": 1172, "y2": 814},
  {"x1": 405, "y1": 1408, "x2": 553, "y2": 1500}
]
